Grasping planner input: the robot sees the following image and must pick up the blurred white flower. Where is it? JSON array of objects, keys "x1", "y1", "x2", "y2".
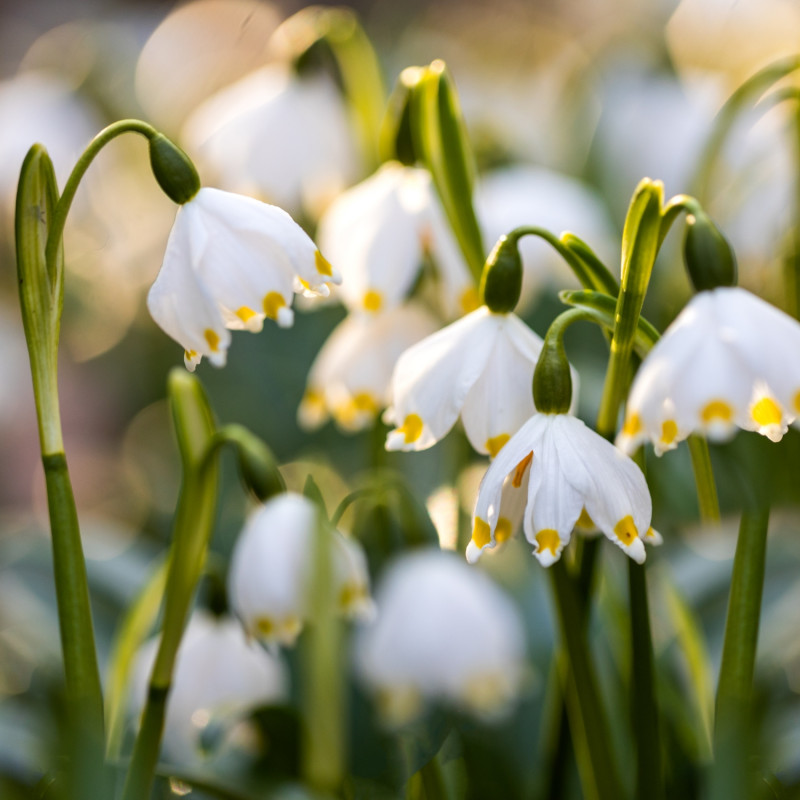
[
  {"x1": 470, "y1": 413, "x2": 657, "y2": 567},
  {"x1": 0, "y1": 70, "x2": 100, "y2": 210},
  {"x1": 228, "y1": 493, "x2": 373, "y2": 646},
  {"x1": 353, "y1": 549, "x2": 527, "y2": 726},
  {"x1": 317, "y1": 162, "x2": 476, "y2": 318},
  {"x1": 618, "y1": 287, "x2": 800, "y2": 454},
  {"x1": 475, "y1": 164, "x2": 616, "y2": 303},
  {"x1": 385, "y1": 306, "x2": 575, "y2": 457},
  {"x1": 147, "y1": 187, "x2": 339, "y2": 371},
  {"x1": 182, "y1": 63, "x2": 359, "y2": 218},
  {"x1": 299, "y1": 301, "x2": 439, "y2": 432},
  {"x1": 131, "y1": 612, "x2": 288, "y2": 763}
]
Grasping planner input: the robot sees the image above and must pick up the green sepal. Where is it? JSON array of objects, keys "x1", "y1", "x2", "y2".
[
  {"x1": 214, "y1": 424, "x2": 286, "y2": 503},
  {"x1": 683, "y1": 210, "x2": 737, "y2": 292},
  {"x1": 479, "y1": 233, "x2": 523, "y2": 313},
  {"x1": 533, "y1": 329, "x2": 573, "y2": 415},
  {"x1": 413, "y1": 61, "x2": 485, "y2": 281},
  {"x1": 148, "y1": 133, "x2": 201, "y2": 205}
]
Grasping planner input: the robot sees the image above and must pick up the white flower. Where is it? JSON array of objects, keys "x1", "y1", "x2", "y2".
[
  {"x1": 299, "y1": 302, "x2": 439, "y2": 432},
  {"x1": 228, "y1": 493, "x2": 373, "y2": 646},
  {"x1": 353, "y1": 549, "x2": 526, "y2": 726},
  {"x1": 181, "y1": 64, "x2": 359, "y2": 218},
  {"x1": 618, "y1": 287, "x2": 800, "y2": 455},
  {"x1": 131, "y1": 612, "x2": 288, "y2": 763},
  {"x1": 317, "y1": 162, "x2": 476, "y2": 318},
  {"x1": 147, "y1": 187, "x2": 339, "y2": 371},
  {"x1": 475, "y1": 165, "x2": 616, "y2": 303},
  {"x1": 385, "y1": 306, "x2": 575, "y2": 457},
  {"x1": 469, "y1": 413, "x2": 657, "y2": 567}
]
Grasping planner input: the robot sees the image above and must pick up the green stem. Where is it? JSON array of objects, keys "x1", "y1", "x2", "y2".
[
  {"x1": 687, "y1": 435, "x2": 721, "y2": 524},
  {"x1": 628, "y1": 562, "x2": 663, "y2": 800},
  {"x1": 549, "y1": 561, "x2": 624, "y2": 800},
  {"x1": 45, "y1": 119, "x2": 158, "y2": 274},
  {"x1": 715, "y1": 508, "x2": 770, "y2": 734},
  {"x1": 419, "y1": 755, "x2": 447, "y2": 800},
  {"x1": 122, "y1": 372, "x2": 218, "y2": 800}
]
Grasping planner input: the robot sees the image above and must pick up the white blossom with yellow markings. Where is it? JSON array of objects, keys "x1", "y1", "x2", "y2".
[
  {"x1": 385, "y1": 306, "x2": 576, "y2": 456},
  {"x1": 298, "y1": 301, "x2": 439, "y2": 432},
  {"x1": 227, "y1": 493, "x2": 373, "y2": 647},
  {"x1": 353, "y1": 549, "x2": 527, "y2": 726},
  {"x1": 317, "y1": 162, "x2": 476, "y2": 318},
  {"x1": 617, "y1": 287, "x2": 800, "y2": 455},
  {"x1": 468, "y1": 413, "x2": 658, "y2": 566},
  {"x1": 147, "y1": 187, "x2": 339, "y2": 371}
]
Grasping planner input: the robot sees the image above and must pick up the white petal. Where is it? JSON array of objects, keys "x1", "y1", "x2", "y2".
[
  {"x1": 460, "y1": 315, "x2": 541, "y2": 455},
  {"x1": 386, "y1": 308, "x2": 501, "y2": 451}
]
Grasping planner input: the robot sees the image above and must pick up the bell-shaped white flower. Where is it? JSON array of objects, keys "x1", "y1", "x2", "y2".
[
  {"x1": 385, "y1": 306, "x2": 576, "y2": 457},
  {"x1": 181, "y1": 64, "x2": 359, "y2": 218},
  {"x1": 147, "y1": 187, "x2": 339, "y2": 371},
  {"x1": 131, "y1": 612, "x2": 288, "y2": 763},
  {"x1": 228, "y1": 493, "x2": 373, "y2": 646},
  {"x1": 299, "y1": 302, "x2": 439, "y2": 432},
  {"x1": 317, "y1": 162, "x2": 476, "y2": 318},
  {"x1": 618, "y1": 287, "x2": 800, "y2": 455},
  {"x1": 469, "y1": 413, "x2": 657, "y2": 567},
  {"x1": 353, "y1": 549, "x2": 527, "y2": 726}
]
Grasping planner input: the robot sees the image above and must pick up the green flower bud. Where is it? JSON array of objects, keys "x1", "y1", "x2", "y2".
[
  {"x1": 683, "y1": 210, "x2": 737, "y2": 292},
  {"x1": 149, "y1": 133, "x2": 201, "y2": 205},
  {"x1": 533, "y1": 319, "x2": 573, "y2": 414},
  {"x1": 236, "y1": 438, "x2": 285, "y2": 504},
  {"x1": 379, "y1": 67, "x2": 423, "y2": 166},
  {"x1": 479, "y1": 233, "x2": 523, "y2": 314}
]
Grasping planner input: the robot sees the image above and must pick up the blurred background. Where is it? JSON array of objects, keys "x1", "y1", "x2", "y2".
[{"x1": 4, "y1": 0, "x2": 800, "y2": 797}]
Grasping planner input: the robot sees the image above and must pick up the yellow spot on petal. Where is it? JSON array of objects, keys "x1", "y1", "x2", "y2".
[
  {"x1": 472, "y1": 518, "x2": 491, "y2": 549},
  {"x1": 339, "y1": 583, "x2": 366, "y2": 609},
  {"x1": 255, "y1": 616, "x2": 274, "y2": 637},
  {"x1": 333, "y1": 392, "x2": 379, "y2": 427},
  {"x1": 263, "y1": 291, "x2": 287, "y2": 320},
  {"x1": 315, "y1": 249, "x2": 333, "y2": 277},
  {"x1": 363, "y1": 289, "x2": 383, "y2": 312},
  {"x1": 512, "y1": 451, "x2": 533, "y2": 488},
  {"x1": 396, "y1": 413, "x2": 423, "y2": 444},
  {"x1": 353, "y1": 392, "x2": 378, "y2": 413},
  {"x1": 495, "y1": 517, "x2": 512, "y2": 543},
  {"x1": 645, "y1": 527, "x2": 656, "y2": 539},
  {"x1": 204, "y1": 329, "x2": 220, "y2": 352},
  {"x1": 236, "y1": 306, "x2": 258, "y2": 323},
  {"x1": 751, "y1": 397, "x2": 782, "y2": 427},
  {"x1": 794, "y1": 391, "x2": 800, "y2": 414},
  {"x1": 303, "y1": 388, "x2": 324, "y2": 406},
  {"x1": 535, "y1": 528, "x2": 560, "y2": 556},
  {"x1": 299, "y1": 277, "x2": 311, "y2": 291},
  {"x1": 279, "y1": 615, "x2": 302, "y2": 644},
  {"x1": 614, "y1": 515, "x2": 639, "y2": 545},
  {"x1": 575, "y1": 508, "x2": 595, "y2": 531},
  {"x1": 460, "y1": 286, "x2": 480, "y2": 314},
  {"x1": 486, "y1": 433, "x2": 510, "y2": 458},
  {"x1": 660, "y1": 419, "x2": 678, "y2": 446},
  {"x1": 701, "y1": 399, "x2": 733, "y2": 424},
  {"x1": 622, "y1": 412, "x2": 642, "y2": 437},
  {"x1": 185, "y1": 349, "x2": 197, "y2": 360},
  {"x1": 462, "y1": 673, "x2": 508, "y2": 714}
]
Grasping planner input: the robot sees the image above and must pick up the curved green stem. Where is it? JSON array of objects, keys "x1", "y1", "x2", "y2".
[
  {"x1": 45, "y1": 119, "x2": 158, "y2": 274},
  {"x1": 687, "y1": 435, "x2": 721, "y2": 524}
]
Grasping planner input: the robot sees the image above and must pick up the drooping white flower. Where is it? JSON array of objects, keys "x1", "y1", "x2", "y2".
[
  {"x1": 317, "y1": 162, "x2": 476, "y2": 318},
  {"x1": 475, "y1": 165, "x2": 616, "y2": 303},
  {"x1": 228, "y1": 493, "x2": 373, "y2": 646},
  {"x1": 181, "y1": 64, "x2": 359, "y2": 218},
  {"x1": 147, "y1": 187, "x2": 339, "y2": 371},
  {"x1": 131, "y1": 612, "x2": 288, "y2": 763},
  {"x1": 299, "y1": 301, "x2": 439, "y2": 432},
  {"x1": 385, "y1": 306, "x2": 576, "y2": 457},
  {"x1": 353, "y1": 549, "x2": 527, "y2": 726},
  {"x1": 618, "y1": 287, "x2": 800, "y2": 455},
  {"x1": 469, "y1": 413, "x2": 657, "y2": 567}
]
